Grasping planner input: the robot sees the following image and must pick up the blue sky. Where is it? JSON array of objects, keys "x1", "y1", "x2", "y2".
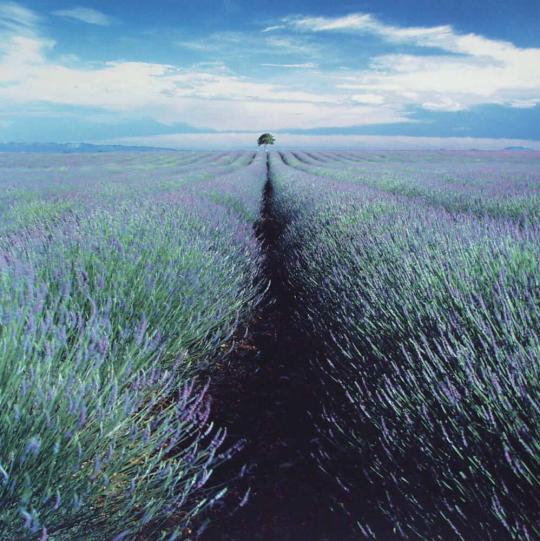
[{"x1": 0, "y1": 0, "x2": 539, "y2": 148}]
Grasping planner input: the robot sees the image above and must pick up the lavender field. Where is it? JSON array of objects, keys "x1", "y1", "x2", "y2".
[
  {"x1": 1, "y1": 149, "x2": 539, "y2": 540},
  {"x1": 269, "y1": 150, "x2": 540, "y2": 540},
  {"x1": 0, "y1": 151, "x2": 266, "y2": 540}
]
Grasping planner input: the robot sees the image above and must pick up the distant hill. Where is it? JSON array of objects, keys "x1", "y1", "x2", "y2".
[
  {"x1": 0, "y1": 142, "x2": 176, "y2": 153},
  {"x1": 503, "y1": 146, "x2": 534, "y2": 151}
]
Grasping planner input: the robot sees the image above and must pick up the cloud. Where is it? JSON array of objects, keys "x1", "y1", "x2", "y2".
[
  {"x1": 351, "y1": 94, "x2": 385, "y2": 105},
  {"x1": 283, "y1": 13, "x2": 456, "y2": 47},
  {"x1": 262, "y1": 24, "x2": 286, "y2": 33},
  {"x1": 510, "y1": 99, "x2": 539, "y2": 109},
  {"x1": 0, "y1": 58, "x2": 405, "y2": 130},
  {"x1": 0, "y1": 14, "x2": 406, "y2": 131},
  {"x1": 287, "y1": 13, "x2": 525, "y2": 61},
  {"x1": 278, "y1": 12, "x2": 540, "y2": 113},
  {"x1": 0, "y1": 3, "x2": 52, "y2": 81},
  {"x1": 0, "y1": 6, "x2": 404, "y2": 132},
  {"x1": 336, "y1": 48, "x2": 540, "y2": 112},
  {"x1": 261, "y1": 62, "x2": 317, "y2": 69},
  {"x1": 53, "y1": 6, "x2": 111, "y2": 26},
  {"x1": 263, "y1": 35, "x2": 318, "y2": 55},
  {"x1": 177, "y1": 31, "x2": 320, "y2": 58},
  {"x1": 0, "y1": 1, "x2": 39, "y2": 33}
]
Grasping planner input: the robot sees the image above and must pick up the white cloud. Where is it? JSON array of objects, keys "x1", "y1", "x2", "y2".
[
  {"x1": 176, "y1": 31, "x2": 320, "y2": 60},
  {"x1": 351, "y1": 93, "x2": 385, "y2": 105},
  {"x1": 284, "y1": 13, "x2": 458, "y2": 49},
  {"x1": 0, "y1": 1, "x2": 39, "y2": 33},
  {"x1": 262, "y1": 24, "x2": 286, "y2": 33},
  {"x1": 281, "y1": 12, "x2": 540, "y2": 112},
  {"x1": 336, "y1": 47, "x2": 540, "y2": 112},
  {"x1": 0, "y1": 30, "x2": 406, "y2": 130},
  {"x1": 261, "y1": 62, "x2": 317, "y2": 69},
  {"x1": 510, "y1": 99, "x2": 539, "y2": 109},
  {"x1": 53, "y1": 6, "x2": 110, "y2": 26},
  {"x1": 263, "y1": 35, "x2": 319, "y2": 55},
  {"x1": 0, "y1": 5, "x2": 407, "y2": 131},
  {"x1": 0, "y1": 3, "x2": 53, "y2": 82}
]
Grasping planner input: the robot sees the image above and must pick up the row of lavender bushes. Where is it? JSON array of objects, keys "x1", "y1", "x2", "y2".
[
  {"x1": 269, "y1": 151, "x2": 540, "y2": 540},
  {"x1": 282, "y1": 150, "x2": 540, "y2": 224},
  {"x1": 0, "y1": 152, "x2": 266, "y2": 539}
]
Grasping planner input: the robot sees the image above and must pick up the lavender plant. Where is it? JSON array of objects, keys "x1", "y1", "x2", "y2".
[
  {"x1": 269, "y1": 151, "x2": 540, "y2": 540},
  {"x1": 0, "y1": 151, "x2": 264, "y2": 539},
  {"x1": 282, "y1": 150, "x2": 540, "y2": 224}
]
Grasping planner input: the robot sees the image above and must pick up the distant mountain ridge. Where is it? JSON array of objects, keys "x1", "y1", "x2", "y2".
[
  {"x1": 0, "y1": 142, "x2": 176, "y2": 153},
  {"x1": 503, "y1": 146, "x2": 534, "y2": 151}
]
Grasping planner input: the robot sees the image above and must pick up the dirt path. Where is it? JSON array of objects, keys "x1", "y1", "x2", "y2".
[{"x1": 200, "y1": 155, "x2": 355, "y2": 541}]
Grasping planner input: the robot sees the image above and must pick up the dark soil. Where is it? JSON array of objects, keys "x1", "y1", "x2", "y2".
[{"x1": 200, "y1": 156, "x2": 356, "y2": 541}]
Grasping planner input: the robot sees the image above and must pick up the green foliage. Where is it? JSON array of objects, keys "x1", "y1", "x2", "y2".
[
  {"x1": 268, "y1": 151, "x2": 540, "y2": 540},
  {"x1": 0, "y1": 151, "x2": 265, "y2": 539},
  {"x1": 257, "y1": 133, "x2": 275, "y2": 148}
]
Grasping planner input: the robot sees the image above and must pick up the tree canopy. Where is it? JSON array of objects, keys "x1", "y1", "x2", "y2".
[{"x1": 257, "y1": 133, "x2": 275, "y2": 148}]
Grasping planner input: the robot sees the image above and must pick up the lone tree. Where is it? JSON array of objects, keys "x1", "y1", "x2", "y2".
[{"x1": 257, "y1": 133, "x2": 275, "y2": 151}]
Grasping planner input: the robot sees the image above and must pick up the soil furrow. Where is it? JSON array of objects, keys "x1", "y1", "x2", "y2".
[{"x1": 201, "y1": 154, "x2": 354, "y2": 541}]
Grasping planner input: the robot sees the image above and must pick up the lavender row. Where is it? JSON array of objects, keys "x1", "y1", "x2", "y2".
[
  {"x1": 0, "y1": 152, "x2": 265, "y2": 539},
  {"x1": 269, "y1": 152, "x2": 540, "y2": 540},
  {"x1": 0, "y1": 151, "x2": 255, "y2": 236},
  {"x1": 193, "y1": 152, "x2": 267, "y2": 222},
  {"x1": 281, "y1": 150, "x2": 540, "y2": 223}
]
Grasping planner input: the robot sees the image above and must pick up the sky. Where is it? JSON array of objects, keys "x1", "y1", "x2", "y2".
[{"x1": 0, "y1": 0, "x2": 539, "y2": 148}]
